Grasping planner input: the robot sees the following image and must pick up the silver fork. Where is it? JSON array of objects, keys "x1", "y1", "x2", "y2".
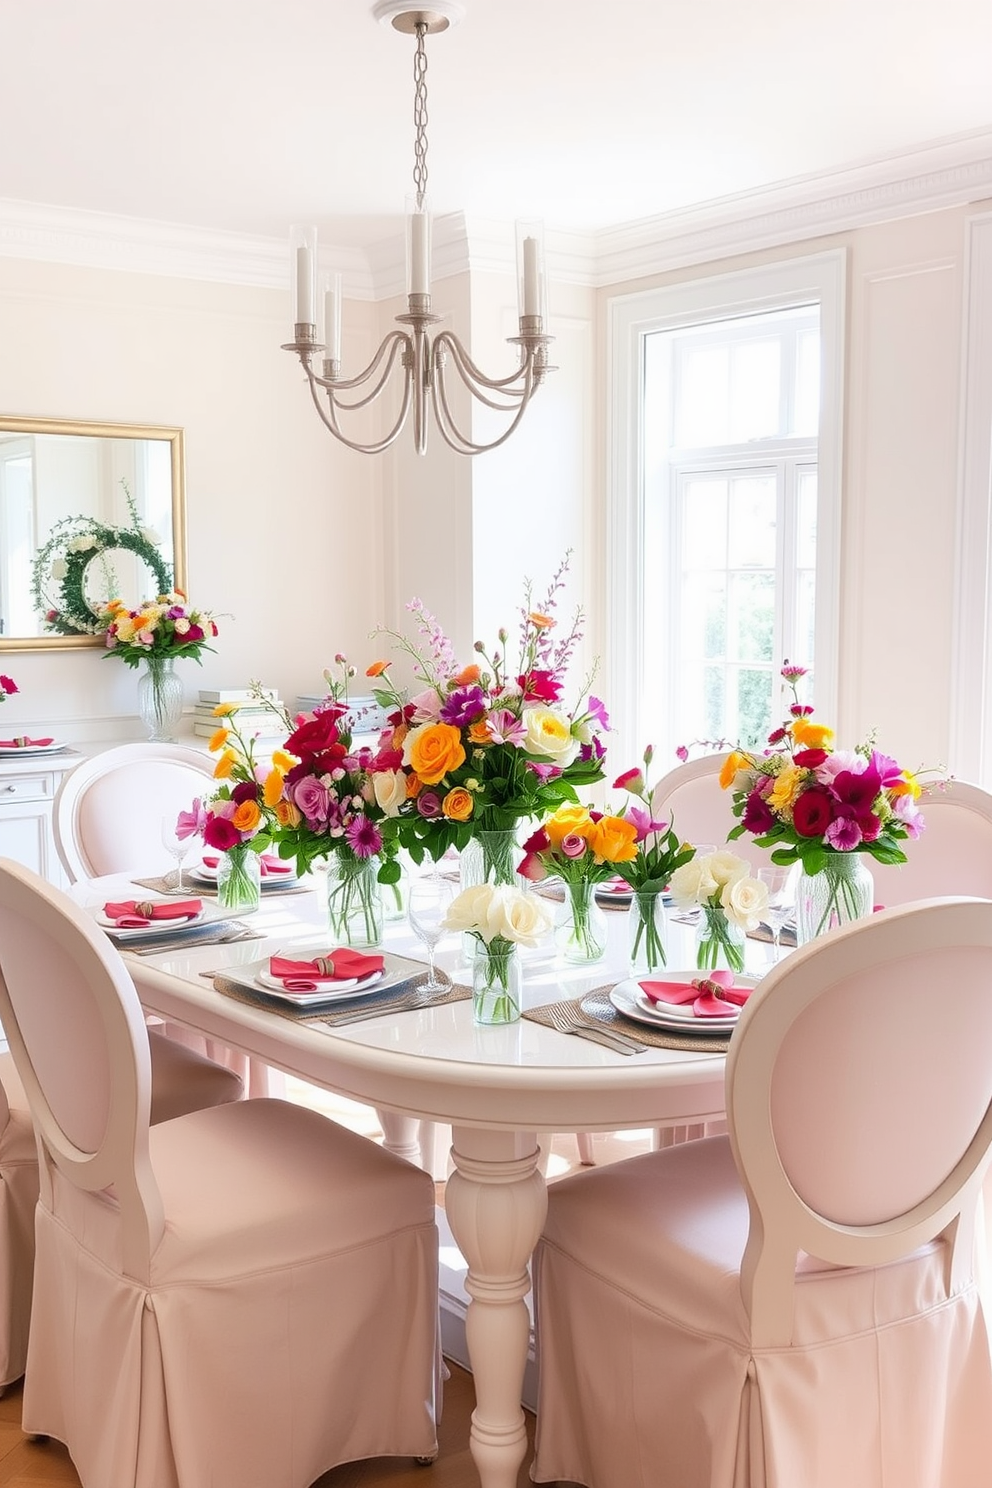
[
  {"x1": 325, "y1": 985, "x2": 438, "y2": 1026},
  {"x1": 128, "y1": 923, "x2": 256, "y2": 955},
  {"x1": 544, "y1": 1002, "x2": 646, "y2": 1055}
]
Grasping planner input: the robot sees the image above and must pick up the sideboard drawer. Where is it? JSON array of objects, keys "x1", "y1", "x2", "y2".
[{"x1": 0, "y1": 773, "x2": 53, "y2": 804}]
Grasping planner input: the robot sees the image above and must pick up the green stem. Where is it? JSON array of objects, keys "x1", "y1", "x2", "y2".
[
  {"x1": 696, "y1": 905, "x2": 745, "y2": 973},
  {"x1": 631, "y1": 892, "x2": 666, "y2": 971}
]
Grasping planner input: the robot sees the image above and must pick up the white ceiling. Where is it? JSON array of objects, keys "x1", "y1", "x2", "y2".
[{"x1": 2, "y1": 0, "x2": 992, "y2": 253}]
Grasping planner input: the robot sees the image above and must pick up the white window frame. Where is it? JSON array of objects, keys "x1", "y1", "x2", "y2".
[{"x1": 606, "y1": 250, "x2": 846, "y2": 765}]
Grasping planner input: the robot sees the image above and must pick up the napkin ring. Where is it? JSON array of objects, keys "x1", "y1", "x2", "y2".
[
  {"x1": 135, "y1": 901, "x2": 157, "y2": 917},
  {"x1": 692, "y1": 977, "x2": 729, "y2": 1000},
  {"x1": 314, "y1": 957, "x2": 336, "y2": 977}
]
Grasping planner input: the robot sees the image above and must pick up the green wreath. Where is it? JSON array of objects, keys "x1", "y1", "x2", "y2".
[{"x1": 31, "y1": 515, "x2": 173, "y2": 638}]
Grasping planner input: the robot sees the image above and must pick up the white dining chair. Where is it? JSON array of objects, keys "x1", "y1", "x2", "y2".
[
  {"x1": 531, "y1": 897, "x2": 992, "y2": 1488},
  {"x1": 0, "y1": 858, "x2": 440, "y2": 1488},
  {"x1": 53, "y1": 740, "x2": 276, "y2": 1096},
  {"x1": 650, "y1": 751, "x2": 772, "y2": 873},
  {"x1": 871, "y1": 778, "x2": 992, "y2": 906}
]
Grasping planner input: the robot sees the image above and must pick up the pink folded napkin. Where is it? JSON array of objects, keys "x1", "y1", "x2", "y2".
[
  {"x1": 600, "y1": 878, "x2": 632, "y2": 895},
  {"x1": 202, "y1": 853, "x2": 295, "y2": 877},
  {"x1": 104, "y1": 898, "x2": 203, "y2": 928},
  {"x1": 639, "y1": 970, "x2": 751, "y2": 1019},
  {"x1": 0, "y1": 736, "x2": 54, "y2": 748},
  {"x1": 269, "y1": 948, "x2": 385, "y2": 991}
]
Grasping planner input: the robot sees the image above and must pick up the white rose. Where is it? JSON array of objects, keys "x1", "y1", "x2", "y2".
[
  {"x1": 521, "y1": 706, "x2": 580, "y2": 766},
  {"x1": 669, "y1": 858, "x2": 707, "y2": 907},
  {"x1": 484, "y1": 885, "x2": 551, "y2": 947},
  {"x1": 708, "y1": 851, "x2": 750, "y2": 890},
  {"x1": 721, "y1": 875, "x2": 769, "y2": 930},
  {"x1": 372, "y1": 769, "x2": 407, "y2": 817},
  {"x1": 443, "y1": 884, "x2": 498, "y2": 936}
]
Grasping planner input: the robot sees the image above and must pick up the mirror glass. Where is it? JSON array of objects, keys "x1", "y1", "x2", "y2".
[{"x1": 0, "y1": 416, "x2": 186, "y2": 650}]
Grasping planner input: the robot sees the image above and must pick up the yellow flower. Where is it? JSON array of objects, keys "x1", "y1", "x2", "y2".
[
  {"x1": 404, "y1": 721, "x2": 466, "y2": 785},
  {"x1": 768, "y1": 764, "x2": 805, "y2": 812},
  {"x1": 263, "y1": 770, "x2": 285, "y2": 808},
  {"x1": 231, "y1": 799, "x2": 262, "y2": 833},
  {"x1": 544, "y1": 805, "x2": 593, "y2": 847},
  {"x1": 271, "y1": 749, "x2": 297, "y2": 772},
  {"x1": 468, "y1": 719, "x2": 493, "y2": 745},
  {"x1": 889, "y1": 771, "x2": 922, "y2": 801},
  {"x1": 274, "y1": 799, "x2": 301, "y2": 828},
  {"x1": 212, "y1": 702, "x2": 239, "y2": 717},
  {"x1": 442, "y1": 787, "x2": 474, "y2": 822},
  {"x1": 208, "y1": 726, "x2": 230, "y2": 753},
  {"x1": 585, "y1": 814, "x2": 638, "y2": 864},
  {"x1": 114, "y1": 616, "x2": 137, "y2": 642},
  {"x1": 719, "y1": 750, "x2": 754, "y2": 790},
  {"x1": 791, "y1": 717, "x2": 834, "y2": 750},
  {"x1": 213, "y1": 749, "x2": 238, "y2": 780}
]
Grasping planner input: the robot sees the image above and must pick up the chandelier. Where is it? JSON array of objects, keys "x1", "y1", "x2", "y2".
[{"x1": 282, "y1": 1, "x2": 554, "y2": 457}]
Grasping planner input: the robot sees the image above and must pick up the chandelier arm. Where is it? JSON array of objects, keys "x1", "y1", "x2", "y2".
[
  {"x1": 305, "y1": 362, "x2": 414, "y2": 455},
  {"x1": 307, "y1": 331, "x2": 412, "y2": 401},
  {"x1": 432, "y1": 359, "x2": 539, "y2": 456},
  {"x1": 434, "y1": 330, "x2": 537, "y2": 398}
]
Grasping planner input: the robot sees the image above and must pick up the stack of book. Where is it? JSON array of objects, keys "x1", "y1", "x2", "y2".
[
  {"x1": 294, "y1": 693, "x2": 387, "y2": 736},
  {"x1": 192, "y1": 687, "x2": 286, "y2": 740}
]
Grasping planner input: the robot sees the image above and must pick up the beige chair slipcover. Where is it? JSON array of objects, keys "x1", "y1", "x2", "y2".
[
  {"x1": 0, "y1": 859, "x2": 440, "y2": 1488},
  {"x1": 871, "y1": 777, "x2": 992, "y2": 905},
  {"x1": 532, "y1": 898, "x2": 992, "y2": 1488},
  {"x1": 0, "y1": 1053, "x2": 38, "y2": 1392},
  {"x1": 53, "y1": 741, "x2": 274, "y2": 1095}
]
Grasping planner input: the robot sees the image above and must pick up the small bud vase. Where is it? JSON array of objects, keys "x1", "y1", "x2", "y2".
[
  {"x1": 554, "y1": 880, "x2": 608, "y2": 964},
  {"x1": 795, "y1": 854, "x2": 873, "y2": 944},
  {"x1": 327, "y1": 852, "x2": 383, "y2": 948},
  {"x1": 694, "y1": 905, "x2": 746, "y2": 973},
  {"x1": 216, "y1": 844, "x2": 261, "y2": 913},
  {"x1": 628, "y1": 890, "x2": 668, "y2": 975},
  {"x1": 137, "y1": 656, "x2": 184, "y2": 742},
  {"x1": 471, "y1": 937, "x2": 522, "y2": 1025}
]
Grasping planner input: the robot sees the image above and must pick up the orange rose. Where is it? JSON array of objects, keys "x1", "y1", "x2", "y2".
[
  {"x1": 544, "y1": 805, "x2": 593, "y2": 847},
  {"x1": 231, "y1": 799, "x2": 262, "y2": 833},
  {"x1": 468, "y1": 719, "x2": 493, "y2": 745},
  {"x1": 405, "y1": 722, "x2": 466, "y2": 785},
  {"x1": 274, "y1": 799, "x2": 301, "y2": 828},
  {"x1": 442, "y1": 787, "x2": 474, "y2": 822},
  {"x1": 586, "y1": 815, "x2": 639, "y2": 864},
  {"x1": 405, "y1": 772, "x2": 423, "y2": 799},
  {"x1": 454, "y1": 664, "x2": 481, "y2": 686}
]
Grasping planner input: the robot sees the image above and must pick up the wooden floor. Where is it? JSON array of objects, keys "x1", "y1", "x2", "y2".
[{"x1": 0, "y1": 1361, "x2": 535, "y2": 1488}]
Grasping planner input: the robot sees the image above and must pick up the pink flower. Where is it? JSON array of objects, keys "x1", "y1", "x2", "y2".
[
  {"x1": 203, "y1": 815, "x2": 242, "y2": 852},
  {"x1": 176, "y1": 798, "x2": 208, "y2": 841},
  {"x1": 409, "y1": 687, "x2": 443, "y2": 722},
  {"x1": 517, "y1": 852, "x2": 548, "y2": 882},
  {"x1": 559, "y1": 834, "x2": 588, "y2": 859},
  {"x1": 486, "y1": 709, "x2": 527, "y2": 747},
  {"x1": 518, "y1": 669, "x2": 562, "y2": 703},
  {"x1": 625, "y1": 806, "x2": 668, "y2": 842},
  {"x1": 0, "y1": 675, "x2": 17, "y2": 696},
  {"x1": 291, "y1": 776, "x2": 331, "y2": 827},
  {"x1": 893, "y1": 793, "x2": 925, "y2": 837},
  {"x1": 416, "y1": 790, "x2": 442, "y2": 819},
  {"x1": 613, "y1": 766, "x2": 644, "y2": 793},
  {"x1": 345, "y1": 816, "x2": 383, "y2": 858},
  {"x1": 675, "y1": 744, "x2": 689, "y2": 763},
  {"x1": 824, "y1": 815, "x2": 863, "y2": 850}
]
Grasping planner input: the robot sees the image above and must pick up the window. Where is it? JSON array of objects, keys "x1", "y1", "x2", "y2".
[{"x1": 607, "y1": 252, "x2": 844, "y2": 768}]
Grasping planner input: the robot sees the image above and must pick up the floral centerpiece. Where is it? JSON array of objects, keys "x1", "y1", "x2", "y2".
[
  {"x1": 177, "y1": 706, "x2": 286, "y2": 911},
  {"x1": 722, "y1": 663, "x2": 928, "y2": 940},
  {"x1": 518, "y1": 805, "x2": 637, "y2": 963},
  {"x1": 668, "y1": 850, "x2": 768, "y2": 973},
  {"x1": 610, "y1": 745, "x2": 697, "y2": 971},
  {"x1": 98, "y1": 590, "x2": 219, "y2": 742},
  {"x1": 366, "y1": 554, "x2": 609, "y2": 881},
  {"x1": 443, "y1": 883, "x2": 551, "y2": 1024}
]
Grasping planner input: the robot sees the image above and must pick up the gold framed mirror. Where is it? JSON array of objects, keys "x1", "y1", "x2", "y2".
[{"x1": 0, "y1": 415, "x2": 186, "y2": 651}]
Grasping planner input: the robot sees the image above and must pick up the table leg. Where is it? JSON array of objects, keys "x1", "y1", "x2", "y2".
[
  {"x1": 445, "y1": 1126, "x2": 546, "y2": 1488},
  {"x1": 376, "y1": 1109, "x2": 424, "y2": 1165}
]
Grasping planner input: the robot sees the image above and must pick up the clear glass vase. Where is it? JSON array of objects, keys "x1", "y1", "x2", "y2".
[
  {"x1": 695, "y1": 904, "x2": 747, "y2": 973},
  {"x1": 459, "y1": 828, "x2": 520, "y2": 889},
  {"x1": 554, "y1": 880, "x2": 608, "y2": 964},
  {"x1": 137, "y1": 655, "x2": 184, "y2": 742},
  {"x1": 795, "y1": 854, "x2": 873, "y2": 944},
  {"x1": 327, "y1": 852, "x2": 383, "y2": 948},
  {"x1": 628, "y1": 890, "x2": 668, "y2": 975},
  {"x1": 216, "y1": 844, "x2": 261, "y2": 912},
  {"x1": 471, "y1": 937, "x2": 522, "y2": 1025}
]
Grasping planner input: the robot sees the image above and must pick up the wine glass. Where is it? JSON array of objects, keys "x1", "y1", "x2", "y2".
[
  {"x1": 758, "y1": 864, "x2": 796, "y2": 963},
  {"x1": 161, "y1": 814, "x2": 191, "y2": 893},
  {"x1": 407, "y1": 871, "x2": 456, "y2": 992}
]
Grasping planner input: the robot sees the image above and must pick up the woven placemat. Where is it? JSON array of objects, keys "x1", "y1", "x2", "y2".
[
  {"x1": 210, "y1": 959, "x2": 471, "y2": 1027},
  {"x1": 524, "y1": 983, "x2": 732, "y2": 1053},
  {"x1": 132, "y1": 873, "x2": 312, "y2": 899}
]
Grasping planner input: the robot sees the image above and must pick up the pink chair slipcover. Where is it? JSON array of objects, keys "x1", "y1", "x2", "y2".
[
  {"x1": 0, "y1": 1053, "x2": 38, "y2": 1392},
  {"x1": 872, "y1": 778, "x2": 992, "y2": 906},
  {"x1": 54, "y1": 741, "x2": 274, "y2": 1096},
  {"x1": 0, "y1": 860, "x2": 440, "y2": 1488},
  {"x1": 532, "y1": 898, "x2": 992, "y2": 1488},
  {"x1": 650, "y1": 751, "x2": 771, "y2": 873}
]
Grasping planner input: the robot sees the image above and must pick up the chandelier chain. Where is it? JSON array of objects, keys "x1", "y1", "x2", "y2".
[{"x1": 412, "y1": 21, "x2": 429, "y2": 210}]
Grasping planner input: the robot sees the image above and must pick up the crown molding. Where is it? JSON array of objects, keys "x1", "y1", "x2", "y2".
[{"x1": 2, "y1": 128, "x2": 992, "y2": 296}]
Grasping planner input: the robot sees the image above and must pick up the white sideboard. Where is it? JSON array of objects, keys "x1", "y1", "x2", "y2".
[{"x1": 0, "y1": 749, "x2": 83, "y2": 888}]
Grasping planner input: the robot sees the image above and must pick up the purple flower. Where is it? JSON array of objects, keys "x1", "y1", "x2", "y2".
[
  {"x1": 870, "y1": 750, "x2": 905, "y2": 789},
  {"x1": 626, "y1": 806, "x2": 668, "y2": 843},
  {"x1": 824, "y1": 815, "x2": 863, "y2": 850},
  {"x1": 742, "y1": 787, "x2": 776, "y2": 835},
  {"x1": 832, "y1": 764, "x2": 881, "y2": 814},
  {"x1": 345, "y1": 816, "x2": 383, "y2": 858},
  {"x1": 292, "y1": 776, "x2": 331, "y2": 828},
  {"x1": 586, "y1": 696, "x2": 610, "y2": 730},
  {"x1": 526, "y1": 760, "x2": 560, "y2": 781},
  {"x1": 580, "y1": 735, "x2": 606, "y2": 763},
  {"x1": 417, "y1": 790, "x2": 442, "y2": 819},
  {"x1": 440, "y1": 685, "x2": 486, "y2": 727}
]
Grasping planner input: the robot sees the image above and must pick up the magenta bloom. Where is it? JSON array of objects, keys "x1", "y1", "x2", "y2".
[
  {"x1": 526, "y1": 761, "x2": 560, "y2": 781},
  {"x1": 893, "y1": 793, "x2": 925, "y2": 837},
  {"x1": 626, "y1": 806, "x2": 668, "y2": 842},
  {"x1": 675, "y1": 744, "x2": 689, "y2": 763},
  {"x1": 870, "y1": 751, "x2": 905, "y2": 789},
  {"x1": 345, "y1": 816, "x2": 383, "y2": 858},
  {"x1": 176, "y1": 798, "x2": 207, "y2": 841},
  {"x1": 230, "y1": 780, "x2": 260, "y2": 804},
  {"x1": 519, "y1": 669, "x2": 563, "y2": 703},
  {"x1": 792, "y1": 788, "x2": 834, "y2": 838},
  {"x1": 203, "y1": 815, "x2": 242, "y2": 852},
  {"x1": 291, "y1": 776, "x2": 331, "y2": 828},
  {"x1": 742, "y1": 788, "x2": 776, "y2": 835},
  {"x1": 613, "y1": 766, "x2": 644, "y2": 794},
  {"x1": 417, "y1": 790, "x2": 442, "y2": 819},
  {"x1": 0, "y1": 675, "x2": 17, "y2": 696},
  {"x1": 586, "y1": 695, "x2": 610, "y2": 729},
  {"x1": 522, "y1": 825, "x2": 550, "y2": 854},
  {"x1": 832, "y1": 765, "x2": 881, "y2": 815},
  {"x1": 824, "y1": 815, "x2": 863, "y2": 851},
  {"x1": 440, "y1": 685, "x2": 486, "y2": 727},
  {"x1": 580, "y1": 735, "x2": 606, "y2": 763}
]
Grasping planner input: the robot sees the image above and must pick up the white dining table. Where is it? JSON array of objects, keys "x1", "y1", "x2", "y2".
[{"x1": 78, "y1": 873, "x2": 772, "y2": 1488}]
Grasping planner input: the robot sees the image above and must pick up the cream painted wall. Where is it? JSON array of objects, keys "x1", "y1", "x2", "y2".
[
  {"x1": 0, "y1": 256, "x2": 382, "y2": 739},
  {"x1": 597, "y1": 202, "x2": 987, "y2": 777}
]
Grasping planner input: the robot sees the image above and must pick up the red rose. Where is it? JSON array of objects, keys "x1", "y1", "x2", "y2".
[
  {"x1": 230, "y1": 780, "x2": 259, "y2": 804},
  {"x1": 287, "y1": 711, "x2": 344, "y2": 761},
  {"x1": 522, "y1": 825, "x2": 550, "y2": 854},
  {"x1": 792, "y1": 788, "x2": 834, "y2": 837},
  {"x1": 793, "y1": 748, "x2": 828, "y2": 768},
  {"x1": 203, "y1": 816, "x2": 242, "y2": 851}
]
